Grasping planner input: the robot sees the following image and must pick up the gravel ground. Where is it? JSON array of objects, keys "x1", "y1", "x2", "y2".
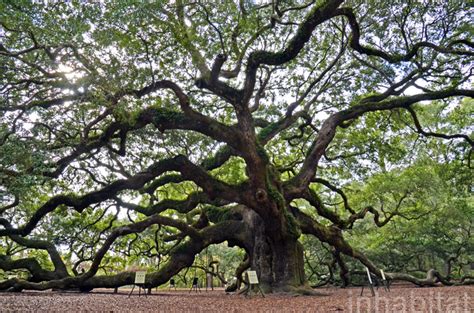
[{"x1": 0, "y1": 285, "x2": 472, "y2": 312}]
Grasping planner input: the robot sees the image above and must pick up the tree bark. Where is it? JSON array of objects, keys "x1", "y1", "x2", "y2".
[{"x1": 242, "y1": 206, "x2": 307, "y2": 293}]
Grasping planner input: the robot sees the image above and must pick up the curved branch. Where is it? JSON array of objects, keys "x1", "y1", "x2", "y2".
[
  {"x1": 311, "y1": 178, "x2": 355, "y2": 214},
  {"x1": 44, "y1": 106, "x2": 240, "y2": 178},
  {"x1": 0, "y1": 219, "x2": 68, "y2": 276},
  {"x1": 290, "y1": 88, "x2": 474, "y2": 190},
  {"x1": 336, "y1": 7, "x2": 474, "y2": 64},
  {"x1": 0, "y1": 219, "x2": 248, "y2": 291},
  {"x1": 296, "y1": 208, "x2": 462, "y2": 287},
  {"x1": 130, "y1": 80, "x2": 190, "y2": 112},
  {"x1": 117, "y1": 192, "x2": 228, "y2": 217},
  {"x1": 0, "y1": 157, "x2": 178, "y2": 237},
  {"x1": 0, "y1": 195, "x2": 19, "y2": 214},
  {"x1": 406, "y1": 106, "x2": 473, "y2": 147},
  {"x1": 243, "y1": 0, "x2": 343, "y2": 104},
  {"x1": 301, "y1": 189, "x2": 346, "y2": 228},
  {"x1": 295, "y1": 208, "x2": 384, "y2": 279},
  {"x1": 83, "y1": 214, "x2": 202, "y2": 280},
  {"x1": 0, "y1": 155, "x2": 244, "y2": 238},
  {"x1": 0, "y1": 256, "x2": 64, "y2": 282}
]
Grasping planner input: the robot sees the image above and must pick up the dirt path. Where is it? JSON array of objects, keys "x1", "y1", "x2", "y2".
[{"x1": 0, "y1": 285, "x2": 472, "y2": 312}]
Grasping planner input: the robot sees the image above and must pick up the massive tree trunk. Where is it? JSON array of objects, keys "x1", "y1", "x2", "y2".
[
  {"x1": 251, "y1": 234, "x2": 305, "y2": 292},
  {"x1": 242, "y1": 205, "x2": 306, "y2": 293}
]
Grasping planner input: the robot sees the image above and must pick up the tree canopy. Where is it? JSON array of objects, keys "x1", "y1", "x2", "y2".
[{"x1": 0, "y1": 0, "x2": 472, "y2": 293}]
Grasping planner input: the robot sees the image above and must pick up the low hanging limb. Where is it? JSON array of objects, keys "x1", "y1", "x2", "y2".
[
  {"x1": 0, "y1": 219, "x2": 247, "y2": 292},
  {"x1": 225, "y1": 254, "x2": 250, "y2": 292},
  {"x1": 332, "y1": 249, "x2": 350, "y2": 287},
  {"x1": 295, "y1": 208, "x2": 473, "y2": 287},
  {"x1": 0, "y1": 219, "x2": 68, "y2": 280}
]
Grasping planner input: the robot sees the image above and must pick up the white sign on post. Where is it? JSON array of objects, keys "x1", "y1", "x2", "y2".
[
  {"x1": 247, "y1": 271, "x2": 259, "y2": 284},
  {"x1": 245, "y1": 270, "x2": 265, "y2": 297},
  {"x1": 135, "y1": 271, "x2": 146, "y2": 284},
  {"x1": 365, "y1": 267, "x2": 373, "y2": 284}
]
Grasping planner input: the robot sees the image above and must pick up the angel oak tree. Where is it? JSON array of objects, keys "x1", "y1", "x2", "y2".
[{"x1": 0, "y1": 0, "x2": 472, "y2": 293}]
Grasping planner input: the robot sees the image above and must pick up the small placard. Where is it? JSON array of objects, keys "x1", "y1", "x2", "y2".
[
  {"x1": 247, "y1": 271, "x2": 259, "y2": 284},
  {"x1": 135, "y1": 271, "x2": 146, "y2": 284},
  {"x1": 365, "y1": 267, "x2": 373, "y2": 284}
]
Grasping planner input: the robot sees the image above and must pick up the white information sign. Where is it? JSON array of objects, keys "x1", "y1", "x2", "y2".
[
  {"x1": 247, "y1": 271, "x2": 259, "y2": 284},
  {"x1": 135, "y1": 271, "x2": 146, "y2": 284},
  {"x1": 365, "y1": 267, "x2": 373, "y2": 284}
]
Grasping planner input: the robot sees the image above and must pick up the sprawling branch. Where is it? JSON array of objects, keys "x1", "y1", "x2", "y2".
[
  {"x1": 0, "y1": 219, "x2": 68, "y2": 276},
  {"x1": 345, "y1": 192, "x2": 410, "y2": 229},
  {"x1": 243, "y1": 0, "x2": 343, "y2": 105},
  {"x1": 336, "y1": 7, "x2": 474, "y2": 63},
  {"x1": 43, "y1": 106, "x2": 240, "y2": 178},
  {"x1": 0, "y1": 256, "x2": 63, "y2": 282},
  {"x1": 311, "y1": 178, "x2": 355, "y2": 214},
  {"x1": 0, "y1": 219, "x2": 248, "y2": 291},
  {"x1": 302, "y1": 188, "x2": 346, "y2": 228},
  {"x1": 290, "y1": 88, "x2": 474, "y2": 190},
  {"x1": 117, "y1": 192, "x2": 228, "y2": 217},
  {"x1": 0, "y1": 155, "x2": 243, "y2": 237},
  {"x1": 295, "y1": 208, "x2": 387, "y2": 280},
  {"x1": 406, "y1": 106, "x2": 473, "y2": 147}
]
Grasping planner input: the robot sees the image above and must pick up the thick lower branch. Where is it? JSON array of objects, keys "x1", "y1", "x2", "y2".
[
  {"x1": 0, "y1": 220, "x2": 248, "y2": 291},
  {"x1": 0, "y1": 256, "x2": 64, "y2": 282},
  {"x1": 296, "y1": 209, "x2": 466, "y2": 287},
  {"x1": 0, "y1": 220, "x2": 68, "y2": 276}
]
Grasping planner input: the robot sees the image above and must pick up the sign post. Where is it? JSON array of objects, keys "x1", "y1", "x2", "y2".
[
  {"x1": 128, "y1": 271, "x2": 147, "y2": 297},
  {"x1": 360, "y1": 267, "x2": 375, "y2": 297},
  {"x1": 360, "y1": 268, "x2": 390, "y2": 296},
  {"x1": 245, "y1": 270, "x2": 264, "y2": 298},
  {"x1": 380, "y1": 269, "x2": 390, "y2": 291},
  {"x1": 169, "y1": 278, "x2": 177, "y2": 291},
  {"x1": 189, "y1": 277, "x2": 201, "y2": 293}
]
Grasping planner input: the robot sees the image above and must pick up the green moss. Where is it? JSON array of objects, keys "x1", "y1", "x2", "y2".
[
  {"x1": 201, "y1": 146, "x2": 232, "y2": 170},
  {"x1": 284, "y1": 208, "x2": 301, "y2": 239},
  {"x1": 265, "y1": 166, "x2": 283, "y2": 205},
  {"x1": 264, "y1": 166, "x2": 301, "y2": 239},
  {"x1": 171, "y1": 240, "x2": 191, "y2": 255},
  {"x1": 153, "y1": 108, "x2": 184, "y2": 122},
  {"x1": 111, "y1": 103, "x2": 149, "y2": 127},
  {"x1": 205, "y1": 206, "x2": 232, "y2": 223},
  {"x1": 258, "y1": 122, "x2": 280, "y2": 141}
]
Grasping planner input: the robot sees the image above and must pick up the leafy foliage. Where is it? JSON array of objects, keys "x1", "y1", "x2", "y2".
[{"x1": 0, "y1": 0, "x2": 472, "y2": 291}]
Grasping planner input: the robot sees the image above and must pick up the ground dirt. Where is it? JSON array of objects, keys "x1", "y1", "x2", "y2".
[{"x1": 0, "y1": 284, "x2": 472, "y2": 312}]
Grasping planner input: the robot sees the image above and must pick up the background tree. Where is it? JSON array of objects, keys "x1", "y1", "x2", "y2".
[{"x1": 0, "y1": 0, "x2": 472, "y2": 293}]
